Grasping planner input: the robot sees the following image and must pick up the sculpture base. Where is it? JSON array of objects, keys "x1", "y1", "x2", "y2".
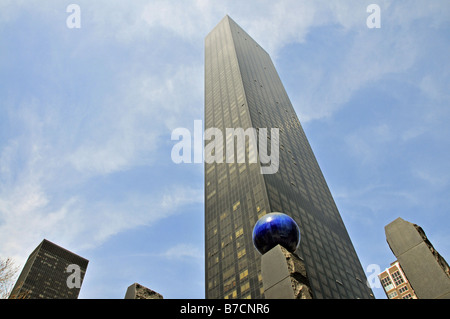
[
  {"x1": 124, "y1": 283, "x2": 163, "y2": 299},
  {"x1": 261, "y1": 245, "x2": 313, "y2": 299}
]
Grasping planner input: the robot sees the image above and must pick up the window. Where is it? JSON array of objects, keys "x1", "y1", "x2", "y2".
[
  {"x1": 239, "y1": 269, "x2": 248, "y2": 280},
  {"x1": 391, "y1": 271, "x2": 404, "y2": 286},
  {"x1": 207, "y1": 190, "x2": 216, "y2": 200},
  {"x1": 237, "y1": 248, "x2": 246, "y2": 259},
  {"x1": 380, "y1": 276, "x2": 394, "y2": 292},
  {"x1": 388, "y1": 291, "x2": 398, "y2": 299},
  {"x1": 257, "y1": 210, "x2": 266, "y2": 219},
  {"x1": 241, "y1": 282, "x2": 250, "y2": 292},
  {"x1": 224, "y1": 278, "x2": 236, "y2": 292},
  {"x1": 224, "y1": 290, "x2": 237, "y2": 299},
  {"x1": 398, "y1": 285, "x2": 409, "y2": 294}
]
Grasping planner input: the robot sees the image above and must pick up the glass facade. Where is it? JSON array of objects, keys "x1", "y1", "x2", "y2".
[
  {"x1": 204, "y1": 15, "x2": 374, "y2": 299},
  {"x1": 9, "y1": 239, "x2": 88, "y2": 299}
]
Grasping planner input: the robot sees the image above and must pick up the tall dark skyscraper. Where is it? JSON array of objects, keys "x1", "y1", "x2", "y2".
[
  {"x1": 204, "y1": 16, "x2": 373, "y2": 299},
  {"x1": 9, "y1": 239, "x2": 88, "y2": 299}
]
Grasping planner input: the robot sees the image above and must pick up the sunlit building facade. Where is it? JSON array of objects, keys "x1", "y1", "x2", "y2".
[{"x1": 378, "y1": 261, "x2": 417, "y2": 299}]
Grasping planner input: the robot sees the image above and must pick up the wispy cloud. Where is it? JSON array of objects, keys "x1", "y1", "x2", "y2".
[
  {"x1": 1, "y1": 1, "x2": 448, "y2": 300},
  {"x1": 161, "y1": 243, "x2": 203, "y2": 261},
  {"x1": 0, "y1": 2, "x2": 207, "y2": 265},
  {"x1": 0, "y1": 180, "x2": 203, "y2": 259}
]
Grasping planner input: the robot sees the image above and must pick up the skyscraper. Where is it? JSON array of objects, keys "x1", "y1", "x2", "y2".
[
  {"x1": 204, "y1": 16, "x2": 373, "y2": 299},
  {"x1": 9, "y1": 239, "x2": 88, "y2": 299}
]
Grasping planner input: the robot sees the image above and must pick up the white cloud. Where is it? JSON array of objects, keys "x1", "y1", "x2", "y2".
[
  {"x1": 0, "y1": 140, "x2": 19, "y2": 184},
  {"x1": 295, "y1": 27, "x2": 419, "y2": 122},
  {"x1": 344, "y1": 123, "x2": 394, "y2": 164},
  {"x1": 0, "y1": 182, "x2": 203, "y2": 261},
  {"x1": 0, "y1": 78, "x2": 204, "y2": 261},
  {"x1": 5, "y1": 1, "x2": 442, "y2": 126},
  {"x1": 161, "y1": 243, "x2": 203, "y2": 261},
  {"x1": 0, "y1": 1, "x2": 207, "y2": 265},
  {"x1": 66, "y1": 62, "x2": 203, "y2": 175},
  {"x1": 419, "y1": 75, "x2": 450, "y2": 102},
  {"x1": 413, "y1": 168, "x2": 449, "y2": 189},
  {"x1": 1, "y1": 3, "x2": 449, "y2": 299},
  {"x1": 141, "y1": 0, "x2": 217, "y2": 40}
]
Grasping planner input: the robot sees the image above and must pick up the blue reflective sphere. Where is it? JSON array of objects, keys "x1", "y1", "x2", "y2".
[{"x1": 252, "y1": 212, "x2": 300, "y2": 255}]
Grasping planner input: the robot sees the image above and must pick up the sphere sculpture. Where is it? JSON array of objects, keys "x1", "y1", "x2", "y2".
[{"x1": 252, "y1": 212, "x2": 300, "y2": 255}]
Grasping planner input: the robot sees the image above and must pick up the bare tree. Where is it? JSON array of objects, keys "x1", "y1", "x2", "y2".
[{"x1": 0, "y1": 257, "x2": 20, "y2": 299}]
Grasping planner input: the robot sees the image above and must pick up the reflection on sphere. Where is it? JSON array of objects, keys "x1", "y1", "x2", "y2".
[{"x1": 252, "y1": 212, "x2": 300, "y2": 255}]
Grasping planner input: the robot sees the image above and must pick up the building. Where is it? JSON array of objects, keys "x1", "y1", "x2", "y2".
[
  {"x1": 384, "y1": 217, "x2": 450, "y2": 299},
  {"x1": 124, "y1": 283, "x2": 163, "y2": 299},
  {"x1": 9, "y1": 239, "x2": 88, "y2": 299},
  {"x1": 378, "y1": 261, "x2": 417, "y2": 299},
  {"x1": 204, "y1": 15, "x2": 374, "y2": 299}
]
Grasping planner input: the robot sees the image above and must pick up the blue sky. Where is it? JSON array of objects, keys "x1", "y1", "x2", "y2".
[{"x1": 0, "y1": 1, "x2": 449, "y2": 299}]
